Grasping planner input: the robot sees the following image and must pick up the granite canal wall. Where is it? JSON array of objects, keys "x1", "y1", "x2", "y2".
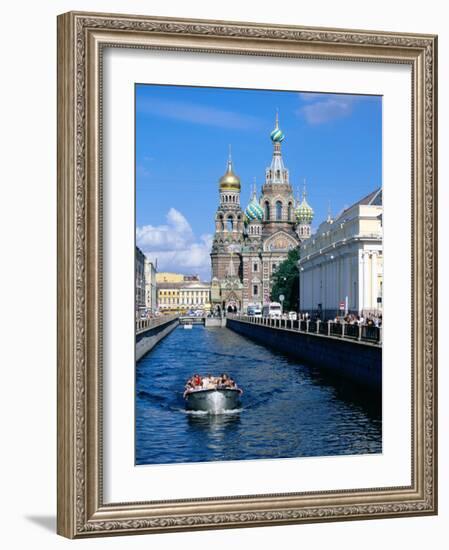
[
  {"x1": 136, "y1": 316, "x2": 179, "y2": 361},
  {"x1": 226, "y1": 317, "x2": 381, "y2": 389}
]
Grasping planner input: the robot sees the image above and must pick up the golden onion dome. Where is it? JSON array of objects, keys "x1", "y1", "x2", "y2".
[{"x1": 219, "y1": 158, "x2": 241, "y2": 191}]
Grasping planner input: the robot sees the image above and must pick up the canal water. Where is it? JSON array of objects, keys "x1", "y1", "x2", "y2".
[{"x1": 136, "y1": 324, "x2": 381, "y2": 465}]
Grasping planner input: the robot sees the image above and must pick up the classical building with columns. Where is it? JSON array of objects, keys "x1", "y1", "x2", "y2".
[
  {"x1": 210, "y1": 114, "x2": 314, "y2": 314},
  {"x1": 298, "y1": 188, "x2": 383, "y2": 319}
]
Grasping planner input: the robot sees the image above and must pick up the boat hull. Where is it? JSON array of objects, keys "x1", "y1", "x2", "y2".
[{"x1": 185, "y1": 388, "x2": 241, "y2": 413}]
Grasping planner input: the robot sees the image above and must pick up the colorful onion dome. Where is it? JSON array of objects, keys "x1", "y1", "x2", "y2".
[
  {"x1": 219, "y1": 155, "x2": 241, "y2": 191},
  {"x1": 270, "y1": 111, "x2": 285, "y2": 143},
  {"x1": 245, "y1": 199, "x2": 264, "y2": 222},
  {"x1": 270, "y1": 127, "x2": 285, "y2": 143},
  {"x1": 295, "y1": 197, "x2": 314, "y2": 224}
]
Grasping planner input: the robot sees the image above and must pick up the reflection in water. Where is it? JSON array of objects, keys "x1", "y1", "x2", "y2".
[{"x1": 136, "y1": 325, "x2": 381, "y2": 465}]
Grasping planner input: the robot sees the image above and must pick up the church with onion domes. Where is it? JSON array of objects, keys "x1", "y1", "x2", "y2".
[{"x1": 210, "y1": 113, "x2": 314, "y2": 314}]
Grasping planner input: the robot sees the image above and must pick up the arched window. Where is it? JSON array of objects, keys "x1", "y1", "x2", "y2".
[
  {"x1": 226, "y1": 216, "x2": 234, "y2": 232},
  {"x1": 219, "y1": 214, "x2": 224, "y2": 231},
  {"x1": 288, "y1": 202, "x2": 292, "y2": 220},
  {"x1": 276, "y1": 201, "x2": 283, "y2": 221},
  {"x1": 265, "y1": 201, "x2": 270, "y2": 221}
]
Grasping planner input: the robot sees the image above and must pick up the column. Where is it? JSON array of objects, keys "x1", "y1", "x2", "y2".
[
  {"x1": 358, "y1": 249, "x2": 364, "y2": 314},
  {"x1": 371, "y1": 251, "x2": 378, "y2": 312},
  {"x1": 362, "y1": 251, "x2": 370, "y2": 314}
]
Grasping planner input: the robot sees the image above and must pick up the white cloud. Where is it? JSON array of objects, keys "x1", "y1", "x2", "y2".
[
  {"x1": 298, "y1": 95, "x2": 356, "y2": 125},
  {"x1": 298, "y1": 92, "x2": 321, "y2": 102},
  {"x1": 137, "y1": 97, "x2": 262, "y2": 130},
  {"x1": 136, "y1": 209, "x2": 212, "y2": 280}
]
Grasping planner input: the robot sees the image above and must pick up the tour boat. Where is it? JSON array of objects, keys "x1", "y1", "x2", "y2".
[{"x1": 184, "y1": 386, "x2": 243, "y2": 413}]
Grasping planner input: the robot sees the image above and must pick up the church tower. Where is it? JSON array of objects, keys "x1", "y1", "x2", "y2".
[
  {"x1": 259, "y1": 112, "x2": 297, "y2": 237},
  {"x1": 245, "y1": 181, "x2": 264, "y2": 240},
  {"x1": 210, "y1": 113, "x2": 314, "y2": 313},
  {"x1": 210, "y1": 149, "x2": 244, "y2": 313},
  {"x1": 240, "y1": 181, "x2": 265, "y2": 310},
  {"x1": 295, "y1": 180, "x2": 314, "y2": 240}
]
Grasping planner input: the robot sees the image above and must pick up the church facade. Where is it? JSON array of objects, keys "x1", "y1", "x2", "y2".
[{"x1": 210, "y1": 114, "x2": 314, "y2": 314}]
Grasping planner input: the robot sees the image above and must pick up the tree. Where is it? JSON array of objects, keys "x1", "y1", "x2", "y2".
[{"x1": 270, "y1": 248, "x2": 299, "y2": 311}]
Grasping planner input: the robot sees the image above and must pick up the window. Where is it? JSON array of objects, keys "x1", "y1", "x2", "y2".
[
  {"x1": 253, "y1": 285, "x2": 259, "y2": 296},
  {"x1": 226, "y1": 216, "x2": 234, "y2": 231},
  {"x1": 276, "y1": 201, "x2": 282, "y2": 221},
  {"x1": 288, "y1": 202, "x2": 292, "y2": 220},
  {"x1": 272, "y1": 263, "x2": 277, "y2": 272},
  {"x1": 253, "y1": 263, "x2": 258, "y2": 272},
  {"x1": 264, "y1": 201, "x2": 270, "y2": 221}
]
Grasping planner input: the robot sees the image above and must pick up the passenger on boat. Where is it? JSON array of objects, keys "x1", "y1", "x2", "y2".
[
  {"x1": 202, "y1": 374, "x2": 216, "y2": 390},
  {"x1": 216, "y1": 373, "x2": 235, "y2": 389},
  {"x1": 184, "y1": 373, "x2": 241, "y2": 396}
]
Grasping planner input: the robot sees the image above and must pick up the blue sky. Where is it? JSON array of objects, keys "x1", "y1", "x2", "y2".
[{"x1": 136, "y1": 84, "x2": 382, "y2": 280}]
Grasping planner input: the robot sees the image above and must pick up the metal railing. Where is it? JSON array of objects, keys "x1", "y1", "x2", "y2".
[
  {"x1": 228, "y1": 314, "x2": 382, "y2": 345},
  {"x1": 136, "y1": 314, "x2": 179, "y2": 335}
]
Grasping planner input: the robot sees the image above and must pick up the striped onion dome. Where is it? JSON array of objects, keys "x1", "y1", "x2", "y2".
[
  {"x1": 245, "y1": 198, "x2": 264, "y2": 222},
  {"x1": 270, "y1": 127, "x2": 285, "y2": 143},
  {"x1": 295, "y1": 197, "x2": 314, "y2": 224},
  {"x1": 270, "y1": 111, "x2": 285, "y2": 143}
]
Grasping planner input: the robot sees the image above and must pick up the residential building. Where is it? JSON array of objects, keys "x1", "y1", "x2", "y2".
[
  {"x1": 144, "y1": 258, "x2": 157, "y2": 313},
  {"x1": 135, "y1": 246, "x2": 146, "y2": 315}
]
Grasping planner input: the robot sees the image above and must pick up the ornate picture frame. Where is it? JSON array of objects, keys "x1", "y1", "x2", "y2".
[{"x1": 57, "y1": 11, "x2": 437, "y2": 538}]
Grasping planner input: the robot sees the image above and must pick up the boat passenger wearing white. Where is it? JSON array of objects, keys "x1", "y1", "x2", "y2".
[{"x1": 202, "y1": 374, "x2": 216, "y2": 390}]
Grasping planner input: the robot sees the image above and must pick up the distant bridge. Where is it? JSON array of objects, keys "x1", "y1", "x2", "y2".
[{"x1": 178, "y1": 316, "x2": 206, "y2": 325}]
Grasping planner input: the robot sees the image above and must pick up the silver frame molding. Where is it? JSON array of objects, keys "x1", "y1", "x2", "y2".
[{"x1": 57, "y1": 11, "x2": 438, "y2": 538}]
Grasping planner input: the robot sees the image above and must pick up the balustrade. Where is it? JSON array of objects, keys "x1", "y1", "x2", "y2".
[{"x1": 235, "y1": 314, "x2": 381, "y2": 344}]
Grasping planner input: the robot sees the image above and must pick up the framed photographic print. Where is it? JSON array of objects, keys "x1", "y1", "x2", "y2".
[{"x1": 57, "y1": 11, "x2": 438, "y2": 538}]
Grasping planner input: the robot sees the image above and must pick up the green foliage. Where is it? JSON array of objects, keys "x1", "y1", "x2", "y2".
[{"x1": 270, "y1": 248, "x2": 299, "y2": 311}]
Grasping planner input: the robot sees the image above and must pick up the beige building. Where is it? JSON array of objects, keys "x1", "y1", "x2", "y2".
[
  {"x1": 158, "y1": 280, "x2": 211, "y2": 313},
  {"x1": 298, "y1": 188, "x2": 383, "y2": 319},
  {"x1": 156, "y1": 272, "x2": 184, "y2": 283}
]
